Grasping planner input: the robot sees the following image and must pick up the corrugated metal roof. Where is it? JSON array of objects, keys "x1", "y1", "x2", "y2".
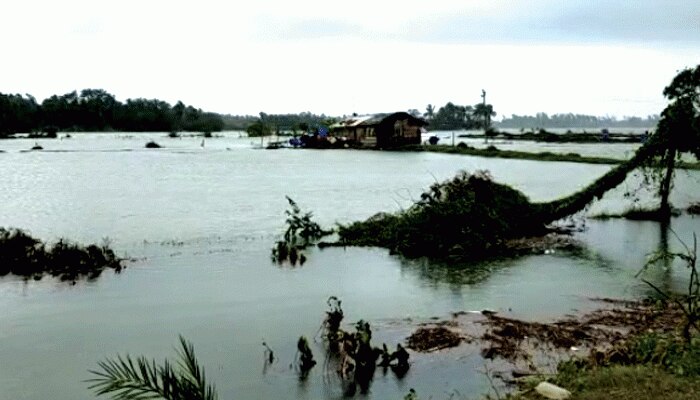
[
  {"x1": 330, "y1": 114, "x2": 388, "y2": 129},
  {"x1": 330, "y1": 112, "x2": 427, "y2": 129}
]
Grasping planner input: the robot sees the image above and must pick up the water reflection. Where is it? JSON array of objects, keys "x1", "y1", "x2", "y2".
[
  {"x1": 398, "y1": 256, "x2": 510, "y2": 287},
  {"x1": 638, "y1": 219, "x2": 692, "y2": 299},
  {"x1": 393, "y1": 243, "x2": 622, "y2": 288}
]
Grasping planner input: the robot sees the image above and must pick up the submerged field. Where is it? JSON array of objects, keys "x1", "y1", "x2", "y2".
[{"x1": 0, "y1": 132, "x2": 698, "y2": 399}]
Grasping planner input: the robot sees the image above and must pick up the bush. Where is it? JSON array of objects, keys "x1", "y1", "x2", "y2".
[
  {"x1": 0, "y1": 228, "x2": 122, "y2": 280},
  {"x1": 338, "y1": 171, "x2": 543, "y2": 259}
]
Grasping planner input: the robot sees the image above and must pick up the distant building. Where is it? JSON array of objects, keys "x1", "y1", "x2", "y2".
[{"x1": 330, "y1": 112, "x2": 428, "y2": 148}]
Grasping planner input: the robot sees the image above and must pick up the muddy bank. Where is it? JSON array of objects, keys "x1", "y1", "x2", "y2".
[{"x1": 402, "y1": 298, "x2": 689, "y2": 383}]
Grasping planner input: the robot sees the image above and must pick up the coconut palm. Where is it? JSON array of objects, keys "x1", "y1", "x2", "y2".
[{"x1": 473, "y1": 103, "x2": 496, "y2": 130}]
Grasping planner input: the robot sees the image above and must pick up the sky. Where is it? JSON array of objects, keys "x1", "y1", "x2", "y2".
[{"x1": 1, "y1": 0, "x2": 698, "y2": 119}]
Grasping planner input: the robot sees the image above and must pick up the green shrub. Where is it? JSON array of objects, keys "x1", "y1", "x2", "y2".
[{"x1": 338, "y1": 171, "x2": 543, "y2": 259}]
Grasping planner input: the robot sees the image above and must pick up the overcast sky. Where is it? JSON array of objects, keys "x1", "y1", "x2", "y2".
[{"x1": 2, "y1": 0, "x2": 698, "y2": 118}]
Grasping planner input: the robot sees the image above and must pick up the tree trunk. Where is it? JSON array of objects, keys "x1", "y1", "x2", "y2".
[
  {"x1": 536, "y1": 141, "x2": 660, "y2": 224},
  {"x1": 658, "y1": 147, "x2": 677, "y2": 216}
]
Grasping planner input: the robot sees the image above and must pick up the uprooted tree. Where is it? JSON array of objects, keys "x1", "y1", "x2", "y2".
[{"x1": 338, "y1": 66, "x2": 700, "y2": 259}]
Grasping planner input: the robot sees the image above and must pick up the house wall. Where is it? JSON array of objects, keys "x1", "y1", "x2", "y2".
[
  {"x1": 377, "y1": 118, "x2": 422, "y2": 147},
  {"x1": 332, "y1": 126, "x2": 376, "y2": 146},
  {"x1": 331, "y1": 113, "x2": 425, "y2": 148}
]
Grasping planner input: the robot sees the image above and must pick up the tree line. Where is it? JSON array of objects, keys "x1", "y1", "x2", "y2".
[
  {"x1": 0, "y1": 89, "x2": 225, "y2": 136},
  {"x1": 245, "y1": 112, "x2": 337, "y2": 137},
  {"x1": 498, "y1": 113, "x2": 660, "y2": 129},
  {"x1": 422, "y1": 102, "x2": 496, "y2": 131}
]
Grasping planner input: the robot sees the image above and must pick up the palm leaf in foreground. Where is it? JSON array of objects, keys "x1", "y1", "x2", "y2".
[{"x1": 87, "y1": 335, "x2": 217, "y2": 400}]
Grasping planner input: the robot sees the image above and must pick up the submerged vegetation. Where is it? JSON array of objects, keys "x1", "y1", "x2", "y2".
[
  {"x1": 89, "y1": 297, "x2": 410, "y2": 399},
  {"x1": 271, "y1": 197, "x2": 330, "y2": 265},
  {"x1": 0, "y1": 228, "x2": 122, "y2": 281},
  {"x1": 319, "y1": 297, "x2": 410, "y2": 395},
  {"x1": 296, "y1": 336, "x2": 316, "y2": 378}
]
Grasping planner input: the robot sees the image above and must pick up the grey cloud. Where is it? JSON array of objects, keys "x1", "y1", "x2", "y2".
[{"x1": 256, "y1": 1, "x2": 700, "y2": 46}]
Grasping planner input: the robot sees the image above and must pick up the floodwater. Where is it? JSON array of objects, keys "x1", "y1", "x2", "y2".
[{"x1": 0, "y1": 132, "x2": 698, "y2": 400}]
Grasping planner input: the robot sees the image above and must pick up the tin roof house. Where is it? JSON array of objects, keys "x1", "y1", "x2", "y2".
[{"x1": 330, "y1": 112, "x2": 427, "y2": 148}]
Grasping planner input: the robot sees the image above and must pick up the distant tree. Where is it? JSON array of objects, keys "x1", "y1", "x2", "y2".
[
  {"x1": 0, "y1": 93, "x2": 39, "y2": 135},
  {"x1": 473, "y1": 103, "x2": 496, "y2": 130},
  {"x1": 78, "y1": 89, "x2": 118, "y2": 130},
  {"x1": 113, "y1": 98, "x2": 174, "y2": 132},
  {"x1": 425, "y1": 104, "x2": 435, "y2": 121},
  {"x1": 246, "y1": 120, "x2": 271, "y2": 137},
  {"x1": 498, "y1": 113, "x2": 660, "y2": 129},
  {"x1": 431, "y1": 102, "x2": 470, "y2": 130},
  {"x1": 41, "y1": 91, "x2": 80, "y2": 130}
]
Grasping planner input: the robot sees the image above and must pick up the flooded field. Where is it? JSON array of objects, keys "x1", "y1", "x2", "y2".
[{"x1": 0, "y1": 132, "x2": 698, "y2": 399}]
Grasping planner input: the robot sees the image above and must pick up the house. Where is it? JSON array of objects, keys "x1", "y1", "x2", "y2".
[{"x1": 330, "y1": 112, "x2": 428, "y2": 148}]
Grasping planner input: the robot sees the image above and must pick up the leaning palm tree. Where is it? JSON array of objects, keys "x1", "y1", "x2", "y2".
[{"x1": 88, "y1": 336, "x2": 218, "y2": 400}]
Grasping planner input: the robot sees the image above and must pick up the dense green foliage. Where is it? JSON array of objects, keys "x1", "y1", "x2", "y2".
[
  {"x1": 650, "y1": 65, "x2": 700, "y2": 213},
  {"x1": 338, "y1": 171, "x2": 542, "y2": 259},
  {"x1": 0, "y1": 89, "x2": 224, "y2": 135},
  {"x1": 498, "y1": 112, "x2": 659, "y2": 129},
  {"x1": 425, "y1": 101, "x2": 496, "y2": 130},
  {"x1": 0, "y1": 93, "x2": 40, "y2": 134},
  {"x1": 89, "y1": 336, "x2": 217, "y2": 400},
  {"x1": 0, "y1": 228, "x2": 122, "y2": 281}
]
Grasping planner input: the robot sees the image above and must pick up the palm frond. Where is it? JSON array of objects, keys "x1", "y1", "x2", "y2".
[
  {"x1": 175, "y1": 335, "x2": 217, "y2": 400},
  {"x1": 88, "y1": 337, "x2": 217, "y2": 400}
]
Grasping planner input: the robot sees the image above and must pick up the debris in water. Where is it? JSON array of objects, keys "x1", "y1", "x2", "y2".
[{"x1": 406, "y1": 326, "x2": 463, "y2": 352}]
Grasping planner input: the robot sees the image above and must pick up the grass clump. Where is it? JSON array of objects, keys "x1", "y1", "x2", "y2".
[
  {"x1": 338, "y1": 171, "x2": 544, "y2": 259},
  {"x1": 619, "y1": 334, "x2": 700, "y2": 376},
  {"x1": 512, "y1": 333, "x2": 700, "y2": 400},
  {"x1": 0, "y1": 227, "x2": 122, "y2": 281},
  {"x1": 527, "y1": 364, "x2": 700, "y2": 400}
]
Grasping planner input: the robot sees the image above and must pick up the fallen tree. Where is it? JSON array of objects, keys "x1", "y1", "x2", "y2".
[
  {"x1": 336, "y1": 67, "x2": 699, "y2": 260},
  {"x1": 336, "y1": 136, "x2": 682, "y2": 259}
]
